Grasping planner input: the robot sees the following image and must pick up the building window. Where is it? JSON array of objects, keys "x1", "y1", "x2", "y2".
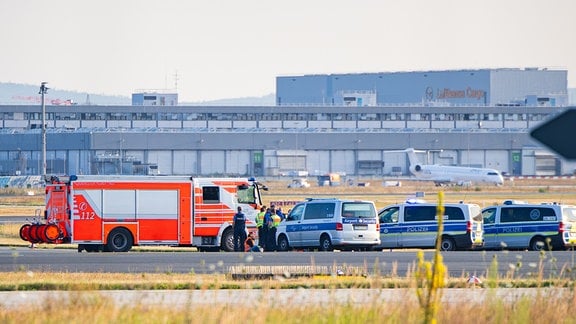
[
  {"x1": 159, "y1": 113, "x2": 181, "y2": 120},
  {"x1": 359, "y1": 113, "x2": 378, "y2": 121},
  {"x1": 184, "y1": 113, "x2": 205, "y2": 121},
  {"x1": 132, "y1": 113, "x2": 154, "y2": 121}
]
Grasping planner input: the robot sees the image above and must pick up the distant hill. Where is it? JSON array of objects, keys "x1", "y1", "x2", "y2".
[
  {"x1": 182, "y1": 93, "x2": 275, "y2": 106},
  {"x1": 0, "y1": 82, "x2": 275, "y2": 106},
  {"x1": 0, "y1": 82, "x2": 130, "y2": 105}
]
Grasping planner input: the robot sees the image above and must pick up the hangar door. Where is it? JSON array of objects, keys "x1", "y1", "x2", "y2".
[{"x1": 277, "y1": 150, "x2": 306, "y2": 173}]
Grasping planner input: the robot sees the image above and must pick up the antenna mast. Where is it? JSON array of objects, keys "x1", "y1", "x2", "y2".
[{"x1": 174, "y1": 70, "x2": 179, "y2": 91}]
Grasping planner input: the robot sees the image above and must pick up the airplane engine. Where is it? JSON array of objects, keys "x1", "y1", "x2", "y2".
[{"x1": 409, "y1": 164, "x2": 423, "y2": 175}]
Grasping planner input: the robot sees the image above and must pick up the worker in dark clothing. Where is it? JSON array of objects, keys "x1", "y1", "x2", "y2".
[
  {"x1": 232, "y1": 206, "x2": 247, "y2": 252},
  {"x1": 266, "y1": 206, "x2": 279, "y2": 251},
  {"x1": 276, "y1": 207, "x2": 286, "y2": 220},
  {"x1": 262, "y1": 207, "x2": 272, "y2": 251}
]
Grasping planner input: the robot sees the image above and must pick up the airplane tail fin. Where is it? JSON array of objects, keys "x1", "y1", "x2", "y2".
[{"x1": 405, "y1": 148, "x2": 420, "y2": 167}]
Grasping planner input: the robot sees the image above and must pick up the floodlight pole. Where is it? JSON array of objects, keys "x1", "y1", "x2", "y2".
[{"x1": 39, "y1": 82, "x2": 49, "y2": 179}]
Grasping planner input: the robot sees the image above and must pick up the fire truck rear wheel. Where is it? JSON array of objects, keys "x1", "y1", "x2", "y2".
[
  {"x1": 221, "y1": 228, "x2": 234, "y2": 252},
  {"x1": 106, "y1": 228, "x2": 133, "y2": 252}
]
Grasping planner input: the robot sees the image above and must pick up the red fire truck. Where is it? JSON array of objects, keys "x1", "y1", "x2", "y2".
[{"x1": 19, "y1": 175, "x2": 267, "y2": 252}]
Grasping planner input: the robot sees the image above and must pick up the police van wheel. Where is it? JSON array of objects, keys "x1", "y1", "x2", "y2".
[
  {"x1": 440, "y1": 237, "x2": 456, "y2": 251},
  {"x1": 106, "y1": 228, "x2": 133, "y2": 252},
  {"x1": 277, "y1": 235, "x2": 290, "y2": 251},
  {"x1": 530, "y1": 236, "x2": 548, "y2": 251},
  {"x1": 319, "y1": 235, "x2": 333, "y2": 252}
]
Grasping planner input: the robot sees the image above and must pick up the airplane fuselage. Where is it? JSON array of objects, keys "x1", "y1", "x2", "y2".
[{"x1": 409, "y1": 164, "x2": 504, "y2": 185}]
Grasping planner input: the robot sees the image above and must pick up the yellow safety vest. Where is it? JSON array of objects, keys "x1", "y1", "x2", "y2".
[
  {"x1": 256, "y1": 211, "x2": 265, "y2": 228},
  {"x1": 272, "y1": 213, "x2": 281, "y2": 228}
]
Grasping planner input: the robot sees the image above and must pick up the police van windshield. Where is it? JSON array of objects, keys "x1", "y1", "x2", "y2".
[{"x1": 342, "y1": 202, "x2": 376, "y2": 218}]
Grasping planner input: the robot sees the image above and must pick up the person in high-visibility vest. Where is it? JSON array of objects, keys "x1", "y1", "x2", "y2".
[
  {"x1": 269, "y1": 205, "x2": 282, "y2": 251},
  {"x1": 256, "y1": 206, "x2": 266, "y2": 248}
]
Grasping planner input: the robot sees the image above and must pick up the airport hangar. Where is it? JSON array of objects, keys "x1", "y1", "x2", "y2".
[
  {"x1": 0, "y1": 68, "x2": 573, "y2": 178},
  {"x1": 0, "y1": 104, "x2": 575, "y2": 178},
  {"x1": 276, "y1": 68, "x2": 568, "y2": 107}
]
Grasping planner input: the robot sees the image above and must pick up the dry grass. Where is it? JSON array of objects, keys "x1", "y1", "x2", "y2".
[
  {"x1": 0, "y1": 275, "x2": 575, "y2": 323},
  {"x1": 0, "y1": 188, "x2": 44, "y2": 216},
  {"x1": 0, "y1": 292, "x2": 575, "y2": 324},
  {"x1": 0, "y1": 293, "x2": 556, "y2": 324},
  {"x1": 0, "y1": 223, "x2": 27, "y2": 246}
]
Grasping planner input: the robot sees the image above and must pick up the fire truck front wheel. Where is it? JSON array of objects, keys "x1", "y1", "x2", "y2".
[
  {"x1": 221, "y1": 228, "x2": 235, "y2": 252},
  {"x1": 106, "y1": 227, "x2": 133, "y2": 252}
]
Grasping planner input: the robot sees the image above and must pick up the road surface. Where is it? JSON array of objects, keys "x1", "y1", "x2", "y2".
[{"x1": 1, "y1": 247, "x2": 573, "y2": 278}]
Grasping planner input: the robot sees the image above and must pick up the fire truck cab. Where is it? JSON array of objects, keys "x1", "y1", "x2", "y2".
[{"x1": 20, "y1": 175, "x2": 267, "y2": 252}]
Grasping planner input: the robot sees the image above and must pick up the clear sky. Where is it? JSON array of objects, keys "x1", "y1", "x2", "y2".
[{"x1": 1, "y1": 0, "x2": 574, "y2": 102}]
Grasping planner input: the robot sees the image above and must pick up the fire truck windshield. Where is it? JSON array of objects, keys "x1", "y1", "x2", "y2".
[{"x1": 237, "y1": 185, "x2": 256, "y2": 204}]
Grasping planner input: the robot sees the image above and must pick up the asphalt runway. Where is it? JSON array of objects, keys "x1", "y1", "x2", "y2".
[
  {"x1": 1, "y1": 246, "x2": 574, "y2": 278},
  {"x1": 0, "y1": 216, "x2": 28, "y2": 224}
]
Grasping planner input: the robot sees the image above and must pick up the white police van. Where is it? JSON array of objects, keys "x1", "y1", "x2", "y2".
[
  {"x1": 275, "y1": 198, "x2": 380, "y2": 251},
  {"x1": 376, "y1": 200, "x2": 483, "y2": 251},
  {"x1": 481, "y1": 201, "x2": 576, "y2": 250}
]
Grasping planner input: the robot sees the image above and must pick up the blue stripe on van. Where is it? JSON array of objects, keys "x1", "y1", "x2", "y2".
[
  {"x1": 380, "y1": 222, "x2": 469, "y2": 234},
  {"x1": 286, "y1": 223, "x2": 339, "y2": 232},
  {"x1": 484, "y1": 222, "x2": 559, "y2": 235}
]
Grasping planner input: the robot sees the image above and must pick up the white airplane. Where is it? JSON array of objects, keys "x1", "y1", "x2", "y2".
[{"x1": 401, "y1": 148, "x2": 504, "y2": 186}]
